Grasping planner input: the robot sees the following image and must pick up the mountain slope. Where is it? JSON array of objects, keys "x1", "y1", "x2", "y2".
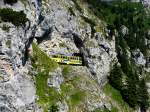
[{"x1": 0, "y1": 0, "x2": 149, "y2": 112}]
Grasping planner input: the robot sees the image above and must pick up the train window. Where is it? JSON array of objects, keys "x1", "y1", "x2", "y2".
[{"x1": 54, "y1": 55, "x2": 56, "y2": 58}]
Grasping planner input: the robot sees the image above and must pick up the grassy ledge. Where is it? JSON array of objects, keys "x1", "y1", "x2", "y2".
[
  {"x1": 31, "y1": 43, "x2": 60, "y2": 112},
  {"x1": 103, "y1": 84, "x2": 133, "y2": 112}
]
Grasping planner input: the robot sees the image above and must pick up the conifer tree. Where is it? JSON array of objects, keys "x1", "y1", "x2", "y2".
[{"x1": 138, "y1": 79, "x2": 149, "y2": 112}]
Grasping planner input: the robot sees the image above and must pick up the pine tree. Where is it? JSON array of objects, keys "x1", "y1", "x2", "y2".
[
  {"x1": 122, "y1": 76, "x2": 138, "y2": 108},
  {"x1": 138, "y1": 79, "x2": 149, "y2": 112},
  {"x1": 109, "y1": 64, "x2": 123, "y2": 91}
]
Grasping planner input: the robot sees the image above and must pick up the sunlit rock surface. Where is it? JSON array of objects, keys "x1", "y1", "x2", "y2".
[{"x1": 0, "y1": 0, "x2": 150, "y2": 112}]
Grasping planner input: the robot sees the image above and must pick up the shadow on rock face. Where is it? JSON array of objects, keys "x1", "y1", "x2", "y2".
[
  {"x1": 62, "y1": 31, "x2": 86, "y2": 66},
  {"x1": 38, "y1": 12, "x2": 45, "y2": 25},
  {"x1": 22, "y1": 37, "x2": 34, "y2": 66},
  {"x1": 35, "y1": 27, "x2": 53, "y2": 44},
  {"x1": 0, "y1": 106, "x2": 11, "y2": 112},
  {"x1": 72, "y1": 33, "x2": 84, "y2": 49},
  {"x1": 62, "y1": 31, "x2": 84, "y2": 49},
  {"x1": 36, "y1": 0, "x2": 42, "y2": 7}
]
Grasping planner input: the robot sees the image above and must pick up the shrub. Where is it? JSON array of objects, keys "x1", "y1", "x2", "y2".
[
  {"x1": 2, "y1": 24, "x2": 9, "y2": 32},
  {"x1": 0, "y1": 8, "x2": 28, "y2": 26},
  {"x1": 109, "y1": 64, "x2": 123, "y2": 90},
  {"x1": 4, "y1": 0, "x2": 18, "y2": 5},
  {"x1": 49, "y1": 105, "x2": 59, "y2": 112}
]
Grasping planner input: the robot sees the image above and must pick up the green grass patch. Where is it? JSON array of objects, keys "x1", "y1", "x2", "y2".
[
  {"x1": 60, "y1": 75, "x2": 86, "y2": 111},
  {"x1": 62, "y1": 66, "x2": 72, "y2": 78},
  {"x1": 31, "y1": 43, "x2": 59, "y2": 111},
  {"x1": 144, "y1": 72, "x2": 150, "y2": 82},
  {"x1": 60, "y1": 83, "x2": 74, "y2": 97},
  {"x1": 32, "y1": 42, "x2": 58, "y2": 72},
  {"x1": 70, "y1": 91, "x2": 85, "y2": 106},
  {"x1": 103, "y1": 84, "x2": 133, "y2": 112},
  {"x1": 35, "y1": 71, "x2": 61, "y2": 111},
  {"x1": 35, "y1": 71, "x2": 48, "y2": 104},
  {"x1": 111, "y1": 107, "x2": 118, "y2": 112}
]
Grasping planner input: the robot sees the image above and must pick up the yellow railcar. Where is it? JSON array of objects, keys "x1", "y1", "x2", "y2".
[{"x1": 50, "y1": 54, "x2": 82, "y2": 65}]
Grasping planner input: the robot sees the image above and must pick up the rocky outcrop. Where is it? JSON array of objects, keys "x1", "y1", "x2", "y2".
[
  {"x1": 0, "y1": 0, "x2": 41, "y2": 111},
  {"x1": 34, "y1": 0, "x2": 118, "y2": 111},
  {"x1": 48, "y1": 67, "x2": 64, "y2": 90},
  {"x1": 37, "y1": 0, "x2": 117, "y2": 86},
  {"x1": 132, "y1": 49, "x2": 146, "y2": 66}
]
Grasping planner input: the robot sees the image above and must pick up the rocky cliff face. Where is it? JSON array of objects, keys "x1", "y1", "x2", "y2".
[
  {"x1": 0, "y1": 0, "x2": 150, "y2": 112},
  {"x1": 0, "y1": 0, "x2": 40, "y2": 111}
]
